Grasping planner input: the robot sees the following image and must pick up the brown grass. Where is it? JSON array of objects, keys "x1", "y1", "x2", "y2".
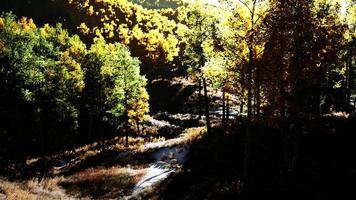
[
  {"x1": 0, "y1": 165, "x2": 148, "y2": 200},
  {"x1": 0, "y1": 179, "x2": 36, "y2": 200},
  {"x1": 0, "y1": 177, "x2": 70, "y2": 200},
  {"x1": 4, "y1": 126, "x2": 206, "y2": 199},
  {"x1": 324, "y1": 111, "x2": 350, "y2": 119},
  {"x1": 60, "y1": 167, "x2": 145, "y2": 199}
]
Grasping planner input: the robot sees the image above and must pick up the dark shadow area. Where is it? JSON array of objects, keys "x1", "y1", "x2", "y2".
[
  {"x1": 155, "y1": 116, "x2": 356, "y2": 200},
  {"x1": 148, "y1": 79, "x2": 197, "y2": 113},
  {"x1": 0, "y1": 0, "x2": 76, "y2": 32}
]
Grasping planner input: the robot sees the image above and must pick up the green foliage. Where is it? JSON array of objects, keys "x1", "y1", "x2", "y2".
[
  {"x1": 84, "y1": 36, "x2": 149, "y2": 128},
  {"x1": 0, "y1": 13, "x2": 150, "y2": 157},
  {"x1": 179, "y1": 1, "x2": 222, "y2": 73},
  {"x1": 0, "y1": 13, "x2": 85, "y2": 133},
  {"x1": 0, "y1": 0, "x2": 354, "y2": 158}
]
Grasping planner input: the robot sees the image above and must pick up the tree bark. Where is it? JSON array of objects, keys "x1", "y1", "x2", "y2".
[
  {"x1": 325, "y1": 64, "x2": 332, "y2": 113},
  {"x1": 240, "y1": 101, "x2": 244, "y2": 114},
  {"x1": 198, "y1": 79, "x2": 203, "y2": 120},
  {"x1": 243, "y1": 0, "x2": 256, "y2": 186},
  {"x1": 255, "y1": 69, "x2": 261, "y2": 118},
  {"x1": 14, "y1": 101, "x2": 26, "y2": 165},
  {"x1": 202, "y1": 77, "x2": 211, "y2": 135},
  {"x1": 136, "y1": 120, "x2": 141, "y2": 135},
  {"x1": 345, "y1": 43, "x2": 353, "y2": 112},
  {"x1": 222, "y1": 88, "x2": 226, "y2": 123},
  {"x1": 226, "y1": 94, "x2": 230, "y2": 121},
  {"x1": 124, "y1": 86, "x2": 129, "y2": 147},
  {"x1": 124, "y1": 111, "x2": 129, "y2": 146},
  {"x1": 243, "y1": 43, "x2": 254, "y2": 182}
]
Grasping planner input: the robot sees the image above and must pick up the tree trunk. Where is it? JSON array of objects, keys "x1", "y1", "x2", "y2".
[
  {"x1": 325, "y1": 64, "x2": 332, "y2": 113},
  {"x1": 280, "y1": 76, "x2": 289, "y2": 173},
  {"x1": 136, "y1": 120, "x2": 141, "y2": 135},
  {"x1": 256, "y1": 72, "x2": 260, "y2": 119},
  {"x1": 14, "y1": 101, "x2": 25, "y2": 164},
  {"x1": 226, "y1": 94, "x2": 230, "y2": 121},
  {"x1": 202, "y1": 77, "x2": 211, "y2": 135},
  {"x1": 222, "y1": 88, "x2": 226, "y2": 123},
  {"x1": 243, "y1": 0, "x2": 256, "y2": 183},
  {"x1": 243, "y1": 42, "x2": 254, "y2": 183},
  {"x1": 124, "y1": 99, "x2": 129, "y2": 147},
  {"x1": 39, "y1": 109, "x2": 46, "y2": 157},
  {"x1": 345, "y1": 43, "x2": 353, "y2": 112},
  {"x1": 124, "y1": 115, "x2": 129, "y2": 146},
  {"x1": 240, "y1": 101, "x2": 244, "y2": 114},
  {"x1": 198, "y1": 79, "x2": 203, "y2": 120},
  {"x1": 88, "y1": 114, "x2": 94, "y2": 141}
]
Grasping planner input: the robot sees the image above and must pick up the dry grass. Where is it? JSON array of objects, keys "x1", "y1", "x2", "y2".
[
  {"x1": 25, "y1": 177, "x2": 65, "y2": 193},
  {"x1": 183, "y1": 127, "x2": 205, "y2": 143},
  {"x1": 4, "y1": 125, "x2": 206, "y2": 199},
  {"x1": 0, "y1": 176, "x2": 71, "y2": 200},
  {"x1": 112, "y1": 136, "x2": 166, "y2": 152},
  {"x1": 66, "y1": 167, "x2": 144, "y2": 183},
  {"x1": 24, "y1": 134, "x2": 167, "y2": 178},
  {"x1": 0, "y1": 166, "x2": 147, "y2": 200},
  {"x1": 324, "y1": 111, "x2": 350, "y2": 119},
  {"x1": 60, "y1": 167, "x2": 145, "y2": 199},
  {"x1": 0, "y1": 179, "x2": 37, "y2": 200}
]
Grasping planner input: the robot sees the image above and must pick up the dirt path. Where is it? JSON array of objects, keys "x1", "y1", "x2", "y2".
[{"x1": 126, "y1": 127, "x2": 204, "y2": 199}]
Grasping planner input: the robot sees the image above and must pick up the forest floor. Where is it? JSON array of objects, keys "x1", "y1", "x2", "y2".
[
  {"x1": 1, "y1": 112, "x2": 356, "y2": 200},
  {"x1": 149, "y1": 114, "x2": 356, "y2": 200},
  {"x1": 0, "y1": 114, "x2": 206, "y2": 200},
  {"x1": 0, "y1": 74, "x2": 237, "y2": 200},
  {"x1": 2, "y1": 72, "x2": 354, "y2": 200}
]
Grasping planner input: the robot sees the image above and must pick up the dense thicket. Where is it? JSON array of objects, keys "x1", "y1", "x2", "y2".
[{"x1": 0, "y1": 13, "x2": 149, "y2": 159}]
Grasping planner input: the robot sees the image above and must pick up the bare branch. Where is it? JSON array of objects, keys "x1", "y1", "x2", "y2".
[{"x1": 236, "y1": 0, "x2": 253, "y2": 15}]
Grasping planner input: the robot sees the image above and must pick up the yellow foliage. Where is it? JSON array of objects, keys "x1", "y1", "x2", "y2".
[
  {"x1": 68, "y1": 0, "x2": 180, "y2": 65},
  {"x1": 128, "y1": 87, "x2": 149, "y2": 126},
  {"x1": 28, "y1": 19, "x2": 36, "y2": 29},
  {"x1": 88, "y1": 6, "x2": 94, "y2": 16},
  {"x1": 20, "y1": 17, "x2": 36, "y2": 31},
  {"x1": 0, "y1": 40, "x2": 4, "y2": 50},
  {"x1": 78, "y1": 22, "x2": 90, "y2": 35},
  {"x1": 108, "y1": 30, "x2": 115, "y2": 38},
  {"x1": 0, "y1": 18, "x2": 4, "y2": 28}
]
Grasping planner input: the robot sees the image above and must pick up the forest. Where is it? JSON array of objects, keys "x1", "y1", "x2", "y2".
[{"x1": 0, "y1": 0, "x2": 355, "y2": 199}]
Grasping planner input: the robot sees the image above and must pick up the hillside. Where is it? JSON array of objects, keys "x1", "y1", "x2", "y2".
[{"x1": 1, "y1": 0, "x2": 355, "y2": 199}]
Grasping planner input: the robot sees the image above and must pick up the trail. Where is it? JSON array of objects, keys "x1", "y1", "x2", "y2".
[{"x1": 126, "y1": 126, "x2": 202, "y2": 199}]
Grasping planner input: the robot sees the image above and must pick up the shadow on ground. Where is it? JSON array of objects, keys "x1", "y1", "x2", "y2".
[{"x1": 149, "y1": 116, "x2": 356, "y2": 200}]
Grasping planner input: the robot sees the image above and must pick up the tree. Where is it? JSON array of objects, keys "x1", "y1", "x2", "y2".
[
  {"x1": 343, "y1": 0, "x2": 356, "y2": 112},
  {"x1": 68, "y1": 0, "x2": 180, "y2": 71},
  {"x1": 202, "y1": 56, "x2": 231, "y2": 124},
  {"x1": 258, "y1": 0, "x2": 352, "y2": 173},
  {"x1": 0, "y1": 13, "x2": 85, "y2": 157},
  {"x1": 179, "y1": 1, "x2": 223, "y2": 134},
  {"x1": 82, "y1": 36, "x2": 149, "y2": 146},
  {"x1": 222, "y1": 0, "x2": 269, "y2": 186}
]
